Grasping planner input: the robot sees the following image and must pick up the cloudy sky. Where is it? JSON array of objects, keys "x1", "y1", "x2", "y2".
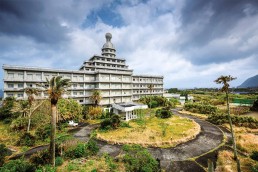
[{"x1": 0, "y1": 0, "x2": 258, "y2": 89}]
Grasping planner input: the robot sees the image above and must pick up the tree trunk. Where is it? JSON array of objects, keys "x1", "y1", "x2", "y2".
[
  {"x1": 27, "y1": 109, "x2": 31, "y2": 132},
  {"x1": 50, "y1": 104, "x2": 56, "y2": 167},
  {"x1": 226, "y1": 92, "x2": 241, "y2": 172}
]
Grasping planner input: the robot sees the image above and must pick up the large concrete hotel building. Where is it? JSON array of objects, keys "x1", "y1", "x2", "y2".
[{"x1": 3, "y1": 33, "x2": 163, "y2": 105}]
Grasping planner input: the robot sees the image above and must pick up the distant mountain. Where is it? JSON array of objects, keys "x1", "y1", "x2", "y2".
[{"x1": 239, "y1": 75, "x2": 258, "y2": 88}]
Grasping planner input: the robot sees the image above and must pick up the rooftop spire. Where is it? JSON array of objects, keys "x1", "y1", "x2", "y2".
[{"x1": 102, "y1": 33, "x2": 116, "y2": 58}]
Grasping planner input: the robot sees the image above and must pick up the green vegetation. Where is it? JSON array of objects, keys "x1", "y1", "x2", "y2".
[
  {"x1": 155, "y1": 107, "x2": 173, "y2": 118},
  {"x1": 122, "y1": 144, "x2": 159, "y2": 172},
  {"x1": 0, "y1": 144, "x2": 9, "y2": 166},
  {"x1": 0, "y1": 158, "x2": 36, "y2": 172},
  {"x1": 184, "y1": 103, "x2": 218, "y2": 115},
  {"x1": 100, "y1": 114, "x2": 121, "y2": 130},
  {"x1": 57, "y1": 98, "x2": 82, "y2": 122},
  {"x1": 139, "y1": 95, "x2": 175, "y2": 108},
  {"x1": 251, "y1": 151, "x2": 258, "y2": 161},
  {"x1": 207, "y1": 113, "x2": 258, "y2": 128}
]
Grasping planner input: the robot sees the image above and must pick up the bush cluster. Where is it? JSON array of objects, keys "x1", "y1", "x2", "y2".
[
  {"x1": 64, "y1": 139, "x2": 99, "y2": 159},
  {"x1": 35, "y1": 124, "x2": 51, "y2": 141},
  {"x1": 16, "y1": 132, "x2": 36, "y2": 147},
  {"x1": 100, "y1": 114, "x2": 121, "y2": 130},
  {"x1": 251, "y1": 151, "x2": 258, "y2": 161},
  {"x1": 87, "y1": 106, "x2": 103, "y2": 119},
  {"x1": 139, "y1": 96, "x2": 175, "y2": 109},
  {"x1": 122, "y1": 144, "x2": 159, "y2": 172},
  {"x1": 0, "y1": 159, "x2": 36, "y2": 172},
  {"x1": 30, "y1": 149, "x2": 51, "y2": 166},
  {"x1": 155, "y1": 108, "x2": 173, "y2": 119},
  {"x1": 207, "y1": 113, "x2": 258, "y2": 128},
  {"x1": 184, "y1": 103, "x2": 218, "y2": 115},
  {"x1": 0, "y1": 144, "x2": 9, "y2": 166}
]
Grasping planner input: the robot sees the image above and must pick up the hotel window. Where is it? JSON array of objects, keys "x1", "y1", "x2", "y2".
[
  {"x1": 36, "y1": 74, "x2": 41, "y2": 80},
  {"x1": 18, "y1": 93, "x2": 23, "y2": 97},
  {"x1": 73, "y1": 92, "x2": 77, "y2": 95},
  {"x1": 8, "y1": 73, "x2": 14, "y2": 78},
  {"x1": 7, "y1": 93, "x2": 13, "y2": 97},
  {"x1": 80, "y1": 84, "x2": 83, "y2": 88},
  {"x1": 18, "y1": 73, "x2": 24, "y2": 79},
  {"x1": 18, "y1": 83, "x2": 23, "y2": 88},
  {"x1": 79, "y1": 99, "x2": 83, "y2": 103},
  {"x1": 73, "y1": 84, "x2": 77, "y2": 88},
  {"x1": 80, "y1": 92, "x2": 83, "y2": 95},
  {"x1": 27, "y1": 74, "x2": 33, "y2": 80},
  {"x1": 8, "y1": 84, "x2": 14, "y2": 88}
]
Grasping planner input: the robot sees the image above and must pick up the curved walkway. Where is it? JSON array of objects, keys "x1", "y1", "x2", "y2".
[
  {"x1": 10, "y1": 109, "x2": 225, "y2": 171},
  {"x1": 74, "y1": 109, "x2": 225, "y2": 171}
]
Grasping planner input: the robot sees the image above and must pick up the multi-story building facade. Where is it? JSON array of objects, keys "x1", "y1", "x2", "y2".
[{"x1": 3, "y1": 33, "x2": 163, "y2": 105}]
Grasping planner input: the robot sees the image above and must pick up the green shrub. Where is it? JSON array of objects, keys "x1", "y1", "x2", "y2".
[
  {"x1": 86, "y1": 139, "x2": 99, "y2": 156},
  {"x1": 120, "y1": 122, "x2": 131, "y2": 128},
  {"x1": 30, "y1": 150, "x2": 51, "y2": 166},
  {"x1": 207, "y1": 113, "x2": 258, "y2": 128},
  {"x1": 100, "y1": 118, "x2": 112, "y2": 130},
  {"x1": 139, "y1": 95, "x2": 174, "y2": 109},
  {"x1": 100, "y1": 114, "x2": 121, "y2": 130},
  {"x1": 122, "y1": 144, "x2": 159, "y2": 172},
  {"x1": 17, "y1": 132, "x2": 36, "y2": 147},
  {"x1": 10, "y1": 117, "x2": 28, "y2": 131},
  {"x1": 184, "y1": 103, "x2": 218, "y2": 115},
  {"x1": 252, "y1": 163, "x2": 258, "y2": 172},
  {"x1": 64, "y1": 143, "x2": 87, "y2": 159},
  {"x1": 35, "y1": 124, "x2": 51, "y2": 141},
  {"x1": 55, "y1": 157, "x2": 63, "y2": 166},
  {"x1": 36, "y1": 165, "x2": 56, "y2": 172},
  {"x1": 0, "y1": 144, "x2": 9, "y2": 166},
  {"x1": 251, "y1": 151, "x2": 258, "y2": 161},
  {"x1": 0, "y1": 158, "x2": 36, "y2": 172},
  {"x1": 155, "y1": 108, "x2": 172, "y2": 119}
]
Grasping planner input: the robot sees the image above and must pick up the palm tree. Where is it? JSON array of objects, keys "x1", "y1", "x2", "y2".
[
  {"x1": 90, "y1": 90, "x2": 102, "y2": 106},
  {"x1": 43, "y1": 76, "x2": 70, "y2": 166},
  {"x1": 147, "y1": 84, "x2": 154, "y2": 95},
  {"x1": 214, "y1": 75, "x2": 241, "y2": 172}
]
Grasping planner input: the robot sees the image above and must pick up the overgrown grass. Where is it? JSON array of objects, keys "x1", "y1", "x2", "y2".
[
  {"x1": 222, "y1": 124, "x2": 258, "y2": 155},
  {"x1": 0, "y1": 121, "x2": 20, "y2": 149},
  {"x1": 58, "y1": 156, "x2": 125, "y2": 172},
  {"x1": 179, "y1": 110, "x2": 208, "y2": 119},
  {"x1": 215, "y1": 150, "x2": 256, "y2": 172},
  {"x1": 96, "y1": 116, "x2": 200, "y2": 148}
]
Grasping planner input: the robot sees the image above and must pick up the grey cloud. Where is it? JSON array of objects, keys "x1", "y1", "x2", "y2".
[
  {"x1": 178, "y1": 0, "x2": 258, "y2": 65},
  {"x1": 0, "y1": 0, "x2": 69, "y2": 44}
]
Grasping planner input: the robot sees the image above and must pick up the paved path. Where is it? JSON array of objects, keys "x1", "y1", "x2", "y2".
[
  {"x1": 74, "y1": 109, "x2": 225, "y2": 171},
  {"x1": 11, "y1": 109, "x2": 225, "y2": 171}
]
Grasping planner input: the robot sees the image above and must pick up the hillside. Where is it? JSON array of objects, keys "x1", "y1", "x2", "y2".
[{"x1": 239, "y1": 75, "x2": 258, "y2": 88}]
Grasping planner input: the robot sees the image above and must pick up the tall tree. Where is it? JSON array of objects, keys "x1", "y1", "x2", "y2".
[
  {"x1": 24, "y1": 88, "x2": 40, "y2": 132},
  {"x1": 90, "y1": 90, "x2": 102, "y2": 106},
  {"x1": 214, "y1": 75, "x2": 241, "y2": 172},
  {"x1": 147, "y1": 84, "x2": 154, "y2": 95},
  {"x1": 43, "y1": 76, "x2": 70, "y2": 166}
]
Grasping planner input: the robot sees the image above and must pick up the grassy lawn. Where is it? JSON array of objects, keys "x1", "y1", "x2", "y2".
[
  {"x1": 96, "y1": 115, "x2": 200, "y2": 148},
  {"x1": 57, "y1": 156, "x2": 125, "y2": 172}
]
